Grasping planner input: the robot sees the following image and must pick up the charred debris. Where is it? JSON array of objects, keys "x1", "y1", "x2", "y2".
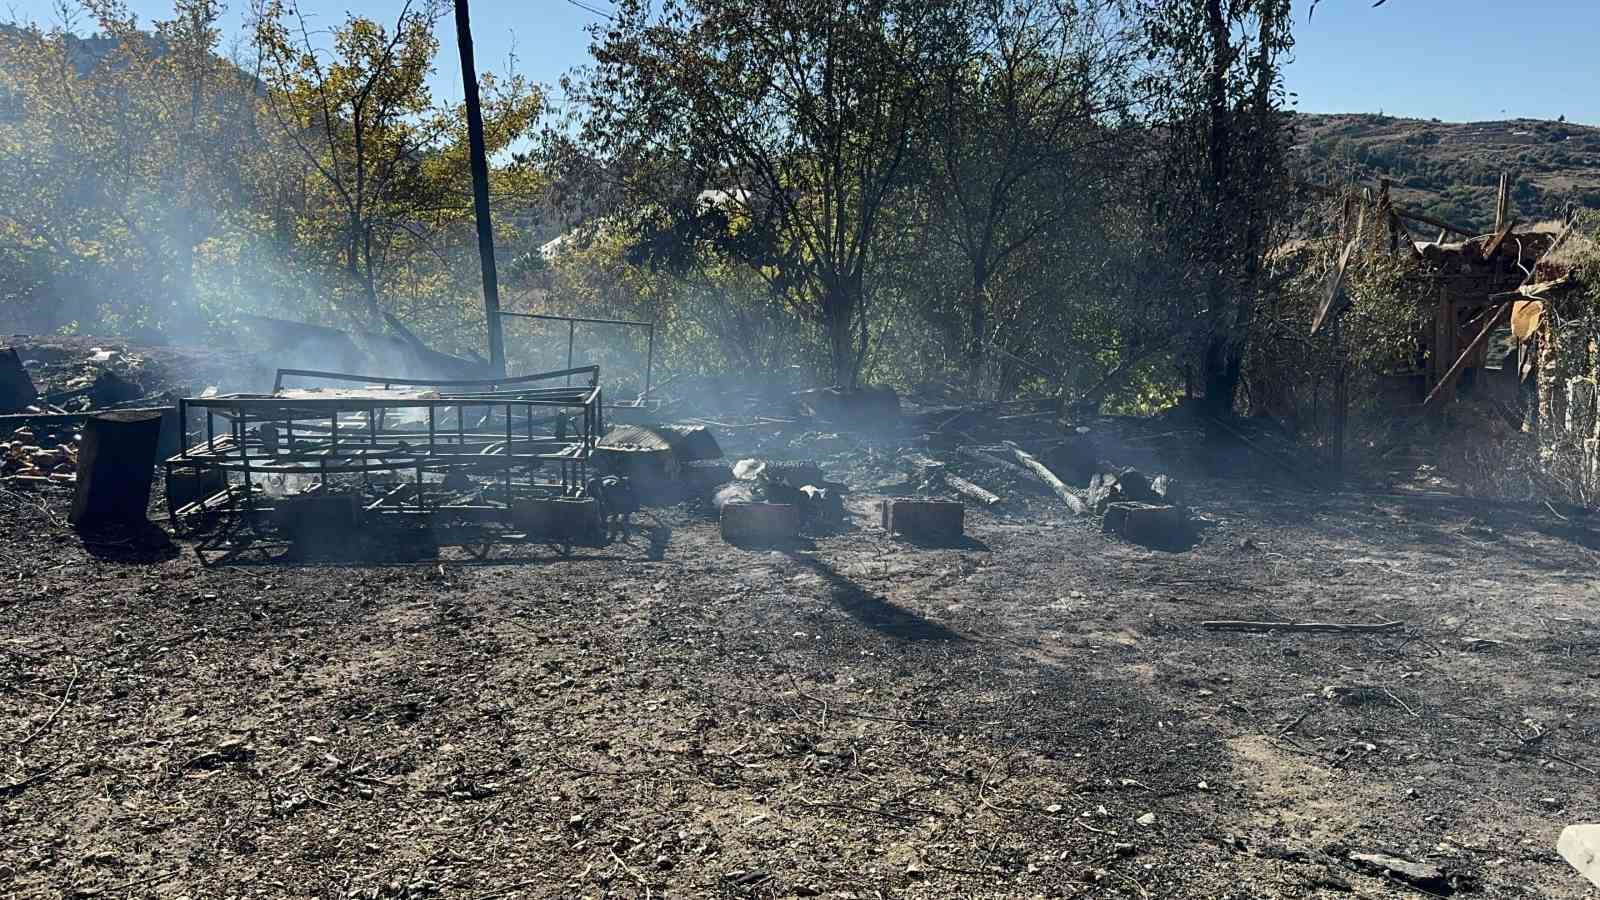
[{"x1": 1, "y1": 324, "x2": 1316, "y2": 556}]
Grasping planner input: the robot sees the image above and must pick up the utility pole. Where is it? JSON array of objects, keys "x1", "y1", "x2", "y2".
[{"x1": 453, "y1": 0, "x2": 505, "y2": 376}]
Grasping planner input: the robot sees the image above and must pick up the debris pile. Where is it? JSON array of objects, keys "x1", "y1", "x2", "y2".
[
  {"x1": 0, "y1": 423, "x2": 78, "y2": 485},
  {"x1": 632, "y1": 380, "x2": 1248, "y2": 551}
]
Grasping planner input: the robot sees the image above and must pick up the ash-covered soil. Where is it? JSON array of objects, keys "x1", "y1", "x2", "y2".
[{"x1": 4, "y1": 442, "x2": 1600, "y2": 900}]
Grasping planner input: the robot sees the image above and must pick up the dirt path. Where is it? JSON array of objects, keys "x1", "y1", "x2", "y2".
[{"x1": 3, "y1": 473, "x2": 1599, "y2": 898}]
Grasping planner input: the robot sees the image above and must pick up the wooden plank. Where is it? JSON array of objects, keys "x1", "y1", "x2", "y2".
[
  {"x1": 1312, "y1": 237, "x2": 1358, "y2": 335},
  {"x1": 0, "y1": 407, "x2": 174, "y2": 428},
  {"x1": 1495, "y1": 172, "x2": 1510, "y2": 235},
  {"x1": 1296, "y1": 180, "x2": 1477, "y2": 236},
  {"x1": 1481, "y1": 217, "x2": 1518, "y2": 262}
]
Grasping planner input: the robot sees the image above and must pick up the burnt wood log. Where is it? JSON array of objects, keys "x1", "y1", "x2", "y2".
[
  {"x1": 1004, "y1": 441, "x2": 1087, "y2": 514},
  {"x1": 69, "y1": 410, "x2": 163, "y2": 529},
  {"x1": 945, "y1": 473, "x2": 1001, "y2": 507}
]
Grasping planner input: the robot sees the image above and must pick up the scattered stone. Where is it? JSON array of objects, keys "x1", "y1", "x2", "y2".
[{"x1": 1136, "y1": 812, "x2": 1157, "y2": 826}]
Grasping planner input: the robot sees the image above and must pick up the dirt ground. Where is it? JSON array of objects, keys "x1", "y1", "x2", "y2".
[{"x1": 4, "y1": 405, "x2": 1600, "y2": 898}]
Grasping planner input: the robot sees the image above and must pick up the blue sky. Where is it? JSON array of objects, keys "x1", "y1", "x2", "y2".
[{"x1": 8, "y1": 0, "x2": 1600, "y2": 125}]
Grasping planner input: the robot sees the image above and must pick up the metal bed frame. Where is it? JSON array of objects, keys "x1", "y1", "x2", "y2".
[{"x1": 165, "y1": 365, "x2": 604, "y2": 530}]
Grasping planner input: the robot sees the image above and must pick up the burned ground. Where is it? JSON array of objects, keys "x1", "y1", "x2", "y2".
[{"x1": 4, "y1": 419, "x2": 1600, "y2": 899}]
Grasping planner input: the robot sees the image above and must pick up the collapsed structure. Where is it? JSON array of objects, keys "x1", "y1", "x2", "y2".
[{"x1": 1297, "y1": 175, "x2": 1598, "y2": 489}]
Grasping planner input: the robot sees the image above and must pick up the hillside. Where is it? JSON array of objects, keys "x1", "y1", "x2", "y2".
[{"x1": 1293, "y1": 112, "x2": 1600, "y2": 232}]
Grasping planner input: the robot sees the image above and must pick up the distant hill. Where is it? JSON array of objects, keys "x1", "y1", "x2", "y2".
[{"x1": 1292, "y1": 113, "x2": 1600, "y2": 233}]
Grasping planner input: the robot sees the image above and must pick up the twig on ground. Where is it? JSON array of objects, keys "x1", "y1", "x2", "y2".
[
  {"x1": 0, "y1": 760, "x2": 73, "y2": 797},
  {"x1": 609, "y1": 848, "x2": 652, "y2": 898},
  {"x1": 1201, "y1": 620, "x2": 1405, "y2": 634},
  {"x1": 1277, "y1": 711, "x2": 1311, "y2": 738},
  {"x1": 1383, "y1": 687, "x2": 1421, "y2": 718},
  {"x1": 471, "y1": 881, "x2": 539, "y2": 900},
  {"x1": 797, "y1": 797, "x2": 920, "y2": 825},
  {"x1": 18, "y1": 660, "x2": 78, "y2": 750}
]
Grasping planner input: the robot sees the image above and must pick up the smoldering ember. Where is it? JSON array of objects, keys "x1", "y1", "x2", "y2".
[{"x1": 4, "y1": 2, "x2": 1600, "y2": 899}]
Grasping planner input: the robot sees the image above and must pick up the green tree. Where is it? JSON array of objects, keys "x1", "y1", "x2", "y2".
[
  {"x1": 576, "y1": 0, "x2": 967, "y2": 386},
  {"x1": 1137, "y1": 0, "x2": 1294, "y2": 415},
  {"x1": 0, "y1": 0, "x2": 261, "y2": 332},
  {"x1": 921, "y1": 0, "x2": 1138, "y2": 391},
  {"x1": 252, "y1": 0, "x2": 542, "y2": 336}
]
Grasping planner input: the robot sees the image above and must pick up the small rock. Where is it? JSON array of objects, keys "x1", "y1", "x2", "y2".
[
  {"x1": 1045, "y1": 803, "x2": 1063, "y2": 813},
  {"x1": 1347, "y1": 851, "x2": 1456, "y2": 894},
  {"x1": 1136, "y1": 812, "x2": 1157, "y2": 827},
  {"x1": 567, "y1": 814, "x2": 585, "y2": 829}
]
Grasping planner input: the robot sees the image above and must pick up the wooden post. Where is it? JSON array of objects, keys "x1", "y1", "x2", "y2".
[
  {"x1": 69, "y1": 410, "x2": 163, "y2": 529},
  {"x1": 453, "y1": 0, "x2": 505, "y2": 377},
  {"x1": 1495, "y1": 172, "x2": 1510, "y2": 235},
  {"x1": 1431, "y1": 285, "x2": 1457, "y2": 406},
  {"x1": 1331, "y1": 315, "x2": 1347, "y2": 476}
]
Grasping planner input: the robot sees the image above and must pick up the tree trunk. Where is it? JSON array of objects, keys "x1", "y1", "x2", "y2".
[
  {"x1": 966, "y1": 260, "x2": 988, "y2": 387},
  {"x1": 1199, "y1": 335, "x2": 1242, "y2": 417},
  {"x1": 824, "y1": 279, "x2": 861, "y2": 389}
]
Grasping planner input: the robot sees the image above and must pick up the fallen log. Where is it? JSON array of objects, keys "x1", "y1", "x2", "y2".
[
  {"x1": 945, "y1": 473, "x2": 1001, "y2": 507},
  {"x1": 1200, "y1": 620, "x2": 1405, "y2": 634},
  {"x1": 1003, "y1": 441, "x2": 1086, "y2": 515}
]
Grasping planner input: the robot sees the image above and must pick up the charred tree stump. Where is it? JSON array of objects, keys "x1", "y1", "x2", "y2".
[
  {"x1": 0, "y1": 347, "x2": 39, "y2": 413},
  {"x1": 69, "y1": 410, "x2": 163, "y2": 529}
]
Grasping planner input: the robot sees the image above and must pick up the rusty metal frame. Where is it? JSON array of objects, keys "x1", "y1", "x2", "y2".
[{"x1": 165, "y1": 364, "x2": 604, "y2": 531}]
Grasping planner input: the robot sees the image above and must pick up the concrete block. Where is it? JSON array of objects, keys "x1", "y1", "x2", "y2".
[
  {"x1": 271, "y1": 493, "x2": 359, "y2": 537},
  {"x1": 167, "y1": 468, "x2": 227, "y2": 511},
  {"x1": 1102, "y1": 502, "x2": 1193, "y2": 550},
  {"x1": 513, "y1": 496, "x2": 600, "y2": 542},
  {"x1": 720, "y1": 501, "x2": 801, "y2": 546},
  {"x1": 881, "y1": 499, "x2": 964, "y2": 540}
]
